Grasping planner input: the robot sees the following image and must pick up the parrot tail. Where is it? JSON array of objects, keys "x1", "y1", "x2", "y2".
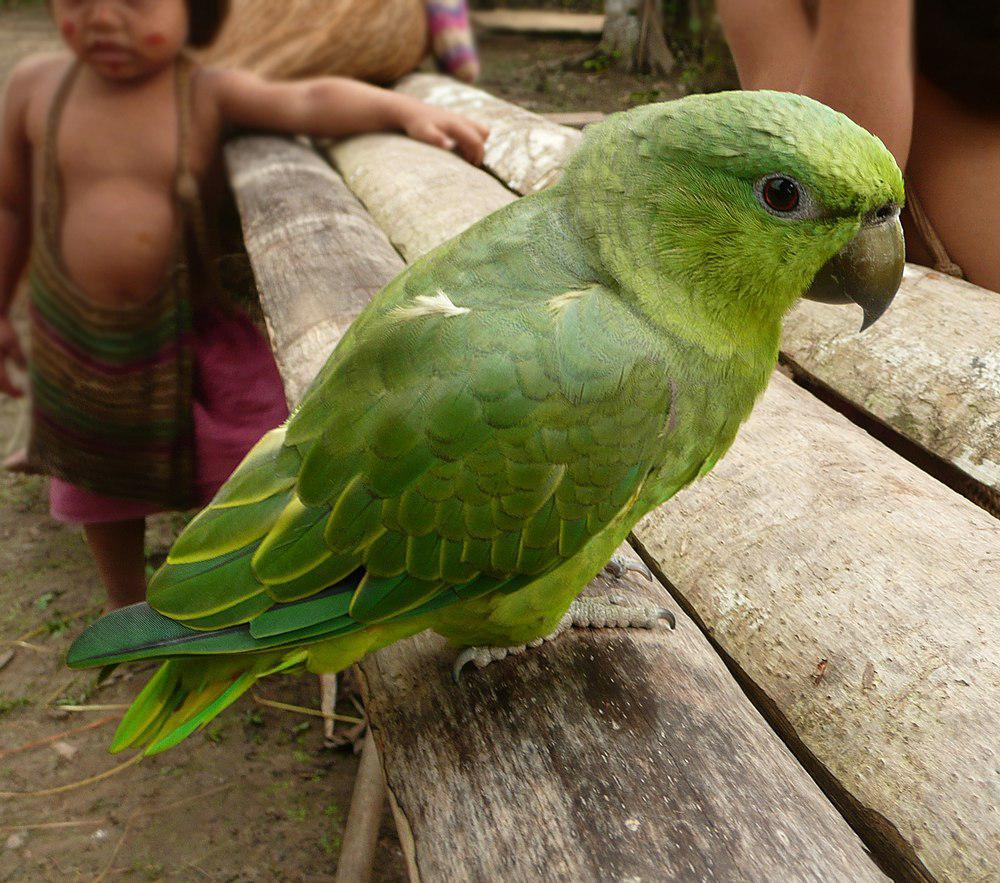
[{"x1": 108, "y1": 652, "x2": 307, "y2": 756}]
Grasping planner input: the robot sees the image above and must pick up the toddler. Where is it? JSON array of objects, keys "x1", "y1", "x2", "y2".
[{"x1": 0, "y1": 0, "x2": 488, "y2": 608}]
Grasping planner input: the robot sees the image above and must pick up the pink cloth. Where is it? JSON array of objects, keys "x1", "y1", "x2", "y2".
[{"x1": 50, "y1": 307, "x2": 288, "y2": 524}]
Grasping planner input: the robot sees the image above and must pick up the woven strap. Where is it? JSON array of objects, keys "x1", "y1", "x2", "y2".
[
  {"x1": 39, "y1": 61, "x2": 81, "y2": 249},
  {"x1": 906, "y1": 185, "x2": 965, "y2": 278}
]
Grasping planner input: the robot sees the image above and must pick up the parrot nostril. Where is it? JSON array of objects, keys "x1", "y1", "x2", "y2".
[{"x1": 870, "y1": 202, "x2": 899, "y2": 224}]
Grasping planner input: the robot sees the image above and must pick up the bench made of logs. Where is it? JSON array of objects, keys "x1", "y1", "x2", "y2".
[{"x1": 226, "y1": 76, "x2": 999, "y2": 882}]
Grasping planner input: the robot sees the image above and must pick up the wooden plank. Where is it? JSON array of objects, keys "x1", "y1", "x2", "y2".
[
  {"x1": 397, "y1": 73, "x2": 1000, "y2": 513},
  {"x1": 333, "y1": 129, "x2": 884, "y2": 879},
  {"x1": 632, "y1": 371, "x2": 1000, "y2": 883},
  {"x1": 471, "y1": 9, "x2": 605, "y2": 37},
  {"x1": 224, "y1": 136, "x2": 404, "y2": 404},
  {"x1": 396, "y1": 73, "x2": 582, "y2": 195},
  {"x1": 780, "y1": 263, "x2": 1000, "y2": 514},
  {"x1": 230, "y1": 135, "x2": 885, "y2": 880},
  {"x1": 329, "y1": 134, "x2": 515, "y2": 261},
  {"x1": 361, "y1": 546, "x2": 886, "y2": 882},
  {"x1": 328, "y1": 102, "x2": 1000, "y2": 880}
]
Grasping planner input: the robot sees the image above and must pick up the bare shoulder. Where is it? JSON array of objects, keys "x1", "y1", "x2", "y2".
[
  {"x1": 195, "y1": 64, "x2": 264, "y2": 106},
  {"x1": 5, "y1": 51, "x2": 70, "y2": 97},
  {"x1": 3, "y1": 52, "x2": 73, "y2": 138}
]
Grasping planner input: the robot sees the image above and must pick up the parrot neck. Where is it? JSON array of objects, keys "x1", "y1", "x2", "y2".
[{"x1": 558, "y1": 168, "x2": 810, "y2": 373}]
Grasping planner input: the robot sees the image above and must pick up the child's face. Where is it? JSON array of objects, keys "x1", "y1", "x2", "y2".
[{"x1": 51, "y1": 0, "x2": 188, "y2": 81}]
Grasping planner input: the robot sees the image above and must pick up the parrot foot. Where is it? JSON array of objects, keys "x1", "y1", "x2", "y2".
[
  {"x1": 452, "y1": 597, "x2": 675, "y2": 682},
  {"x1": 602, "y1": 553, "x2": 654, "y2": 584}
]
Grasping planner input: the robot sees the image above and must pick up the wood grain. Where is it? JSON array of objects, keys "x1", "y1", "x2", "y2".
[
  {"x1": 328, "y1": 133, "x2": 516, "y2": 261},
  {"x1": 633, "y1": 371, "x2": 1000, "y2": 883},
  {"x1": 396, "y1": 74, "x2": 583, "y2": 195},
  {"x1": 361, "y1": 547, "x2": 886, "y2": 882},
  {"x1": 399, "y1": 74, "x2": 1000, "y2": 511},
  {"x1": 781, "y1": 263, "x2": 999, "y2": 513},
  {"x1": 224, "y1": 135, "x2": 404, "y2": 405},
  {"x1": 228, "y1": 133, "x2": 885, "y2": 881}
]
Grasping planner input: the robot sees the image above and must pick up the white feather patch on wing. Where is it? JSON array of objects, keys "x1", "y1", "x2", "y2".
[
  {"x1": 392, "y1": 290, "x2": 471, "y2": 321},
  {"x1": 547, "y1": 288, "x2": 589, "y2": 317}
]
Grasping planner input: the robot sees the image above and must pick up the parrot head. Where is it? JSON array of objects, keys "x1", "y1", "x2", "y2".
[{"x1": 562, "y1": 90, "x2": 906, "y2": 344}]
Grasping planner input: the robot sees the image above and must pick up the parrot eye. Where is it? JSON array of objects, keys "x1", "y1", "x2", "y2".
[{"x1": 760, "y1": 176, "x2": 801, "y2": 213}]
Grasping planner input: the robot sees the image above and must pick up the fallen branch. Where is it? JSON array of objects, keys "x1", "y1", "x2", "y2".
[
  {"x1": 252, "y1": 692, "x2": 364, "y2": 725},
  {"x1": 0, "y1": 752, "x2": 143, "y2": 799}
]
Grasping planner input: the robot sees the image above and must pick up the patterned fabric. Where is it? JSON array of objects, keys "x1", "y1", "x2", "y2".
[
  {"x1": 27, "y1": 59, "x2": 201, "y2": 508},
  {"x1": 426, "y1": 0, "x2": 480, "y2": 83}
]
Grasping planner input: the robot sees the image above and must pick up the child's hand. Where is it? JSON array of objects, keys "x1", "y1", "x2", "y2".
[
  {"x1": 402, "y1": 106, "x2": 490, "y2": 166},
  {"x1": 0, "y1": 315, "x2": 26, "y2": 399}
]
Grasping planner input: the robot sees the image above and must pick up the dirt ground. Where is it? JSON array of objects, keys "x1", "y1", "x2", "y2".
[{"x1": 0, "y1": 6, "x2": 732, "y2": 880}]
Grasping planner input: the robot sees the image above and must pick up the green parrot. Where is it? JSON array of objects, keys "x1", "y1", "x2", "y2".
[{"x1": 67, "y1": 90, "x2": 904, "y2": 755}]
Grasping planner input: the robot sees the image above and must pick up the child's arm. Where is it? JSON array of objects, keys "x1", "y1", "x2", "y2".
[
  {"x1": 209, "y1": 70, "x2": 490, "y2": 165},
  {"x1": 0, "y1": 60, "x2": 35, "y2": 400}
]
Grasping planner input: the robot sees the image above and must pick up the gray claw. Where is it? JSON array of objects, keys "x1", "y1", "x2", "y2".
[
  {"x1": 604, "y1": 553, "x2": 654, "y2": 583},
  {"x1": 659, "y1": 608, "x2": 677, "y2": 630},
  {"x1": 453, "y1": 647, "x2": 477, "y2": 684}
]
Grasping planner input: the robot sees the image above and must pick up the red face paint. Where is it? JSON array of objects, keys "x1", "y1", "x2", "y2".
[
  {"x1": 144, "y1": 32, "x2": 166, "y2": 48},
  {"x1": 60, "y1": 21, "x2": 77, "y2": 40}
]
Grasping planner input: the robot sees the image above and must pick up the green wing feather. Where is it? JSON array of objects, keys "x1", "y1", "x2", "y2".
[
  {"x1": 68, "y1": 227, "x2": 675, "y2": 757},
  {"x1": 134, "y1": 278, "x2": 673, "y2": 643}
]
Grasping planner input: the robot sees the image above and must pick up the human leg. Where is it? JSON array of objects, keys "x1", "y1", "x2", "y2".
[{"x1": 83, "y1": 518, "x2": 148, "y2": 609}]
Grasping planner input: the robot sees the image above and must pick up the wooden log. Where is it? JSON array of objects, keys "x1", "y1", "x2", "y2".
[
  {"x1": 328, "y1": 134, "x2": 515, "y2": 261},
  {"x1": 335, "y1": 731, "x2": 388, "y2": 883},
  {"x1": 397, "y1": 73, "x2": 1000, "y2": 514},
  {"x1": 224, "y1": 135, "x2": 404, "y2": 404},
  {"x1": 781, "y1": 263, "x2": 1000, "y2": 515},
  {"x1": 395, "y1": 74, "x2": 582, "y2": 195},
  {"x1": 632, "y1": 371, "x2": 1000, "y2": 883},
  {"x1": 229, "y1": 134, "x2": 885, "y2": 879},
  {"x1": 360, "y1": 547, "x2": 887, "y2": 881},
  {"x1": 326, "y1": 113, "x2": 1000, "y2": 880},
  {"x1": 471, "y1": 9, "x2": 606, "y2": 37}
]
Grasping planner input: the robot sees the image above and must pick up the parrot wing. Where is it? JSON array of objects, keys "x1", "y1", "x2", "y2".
[{"x1": 136, "y1": 281, "x2": 674, "y2": 647}]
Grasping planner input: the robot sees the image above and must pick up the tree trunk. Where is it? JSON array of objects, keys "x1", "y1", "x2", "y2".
[{"x1": 602, "y1": 0, "x2": 674, "y2": 75}]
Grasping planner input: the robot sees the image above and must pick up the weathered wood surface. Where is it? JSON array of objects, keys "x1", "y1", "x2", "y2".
[
  {"x1": 633, "y1": 372, "x2": 1000, "y2": 883},
  {"x1": 328, "y1": 134, "x2": 514, "y2": 261},
  {"x1": 228, "y1": 134, "x2": 885, "y2": 880},
  {"x1": 335, "y1": 731, "x2": 387, "y2": 883},
  {"x1": 781, "y1": 262, "x2": 1000, "y2": 513},
  {"x1": 361, "y1": 547, "x2": 886, "y2": 882},
  {"x1": 471, "y1": 9, "x2": 605, "y2": 37},
  {"x1": 401, "y1": 74, "x2": 1000, "y2": 510},
  {"x1": 224, "y1": 136, "x2": 404, "y2": 404},
  {"x1": 324, "y1": 112, "x2": 1000, "y2": 880},
  {"x1": 396, "y1": 74, "x2": 582, "y2": 195}
]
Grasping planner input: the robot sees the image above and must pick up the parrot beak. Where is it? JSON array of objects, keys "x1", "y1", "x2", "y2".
[{"x1": 803, "y1": 206, "x2": 905, "y2": 331}]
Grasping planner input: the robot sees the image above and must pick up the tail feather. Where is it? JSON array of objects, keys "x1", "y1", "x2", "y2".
[{"x1": 110, "y1": 652, "x2": 307, "y2": 756}]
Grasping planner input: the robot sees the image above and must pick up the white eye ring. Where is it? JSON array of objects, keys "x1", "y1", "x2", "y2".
[{"x1": 754, "y1": 174, "x2": 817, "y2": 220}]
